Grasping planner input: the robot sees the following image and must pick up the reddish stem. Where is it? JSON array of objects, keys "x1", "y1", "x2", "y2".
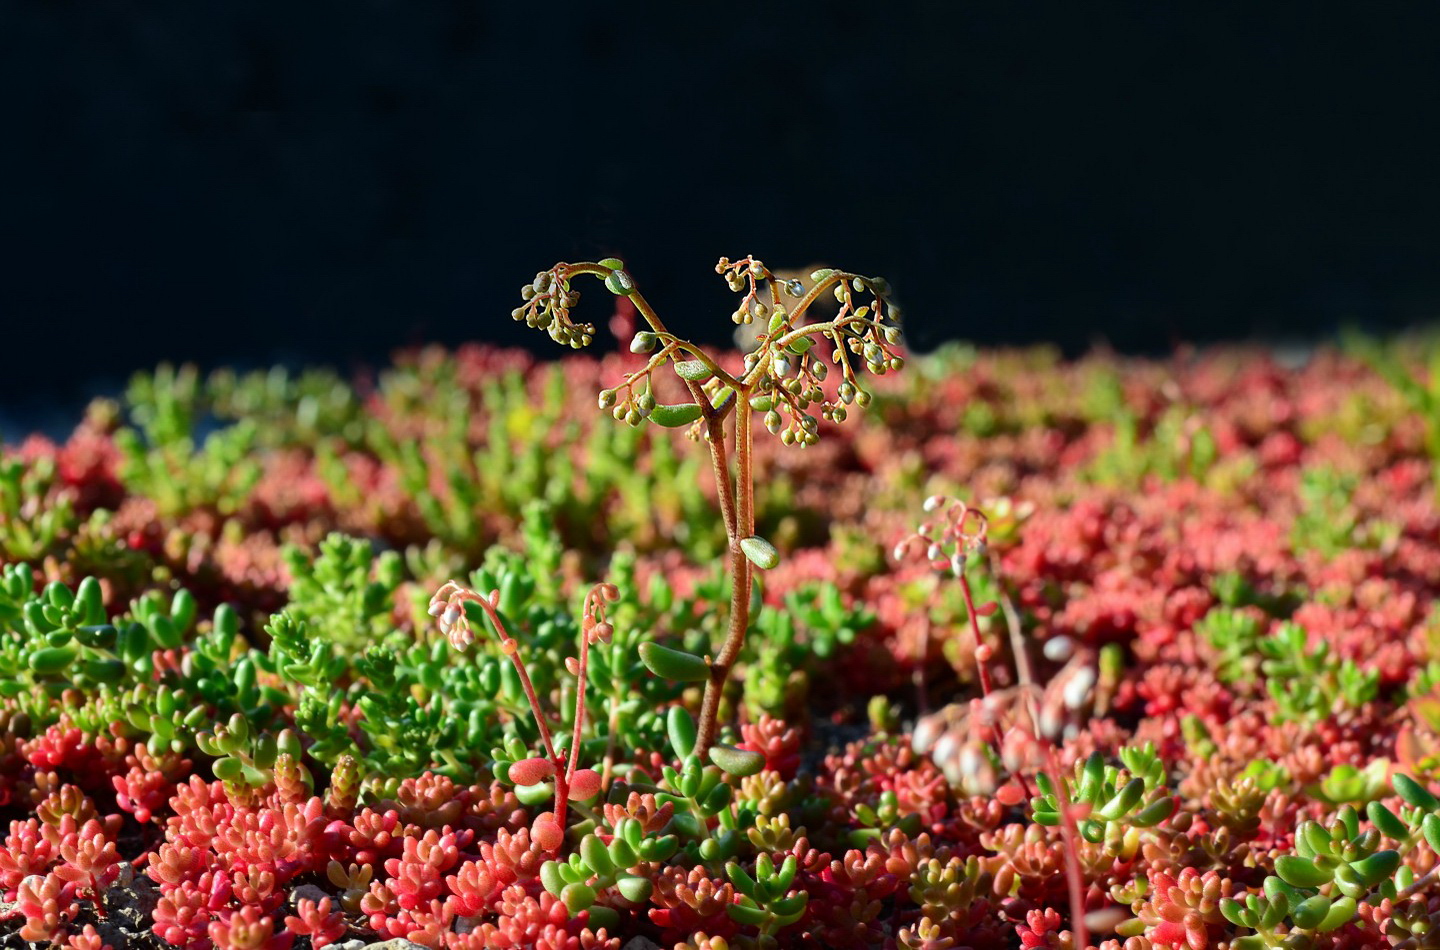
[
  {"x1": 957, "y1": 571, "x2": 994, "y2": 698},
  {"x1": 460, "y1": 593, "x2": 558, "y2": 763}
]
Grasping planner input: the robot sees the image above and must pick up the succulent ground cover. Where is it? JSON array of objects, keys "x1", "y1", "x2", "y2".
[{"x1": 3, "y1": 260, "x2": 1440, "y2": 949}]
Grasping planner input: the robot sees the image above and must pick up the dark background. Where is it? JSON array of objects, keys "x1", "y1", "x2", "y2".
[{"x1": 5, "y1": 1, "x2": 1440, "y2": 425}]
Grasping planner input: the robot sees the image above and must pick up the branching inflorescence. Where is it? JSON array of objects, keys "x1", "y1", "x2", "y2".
[{"x1": 503, "y1": 255, "x2": 904, "y2": 759}]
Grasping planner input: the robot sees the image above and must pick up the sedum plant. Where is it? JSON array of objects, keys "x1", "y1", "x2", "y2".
[{"x1": 507, "y1": 255, "x2": 904, "y2": 758}]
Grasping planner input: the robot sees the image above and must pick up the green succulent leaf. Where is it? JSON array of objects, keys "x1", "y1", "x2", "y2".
[
  {"x1": 667, "y1": 705, "x2": 698, "y2": 759},
  {"x1": 1394, "y1": 773, "x2": 1440, "y2": 811},
  {"x1": 1290, "y1": 894, "x2": 1332, "y2": 929},
  {"x1": 1349, "y1": 849, "x2": 1400, "y2": 886},
  {"x1": 1274, "y1": 855, "x2": 1333, "y2": 888},
  {"x1": 1367, "y1": 801, "x2": 1409, "y2": 840},
  {"x1": 709, "y1": 744, "x2": 766, "y2": 777},
  {"x1": 616, "y1": 875, "x2": 653, "y2": 903},
  {"x1": 1316, "y1": 895, "x2": 1357, "y2": 932},
  {"x1": 639, "y1": 642, "x2": 710, "y2": 682},
  {"x1": 648, "y1": 403, "x2": 704, "y2": 428},
  {"x1": 739, "y1": 536, "x2": 781, "y2": 570},
  {"x1": 673, "y1": 360, "x2": 714, "y2": 382}
]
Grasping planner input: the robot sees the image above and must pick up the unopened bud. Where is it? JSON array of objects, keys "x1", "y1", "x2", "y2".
[
  {"x1": 1064, "y1": 667, "x2": 1097, "y2": 711},
  {"x1": 1039, "y1": 707, "x2": 1063, "y2": 741},
  {"x1": 630, "y1": 331, "x2": 658, "y2": 354},
  {"x1": 1043, "y1": 636, "x2": 1075, "y2": 661}
]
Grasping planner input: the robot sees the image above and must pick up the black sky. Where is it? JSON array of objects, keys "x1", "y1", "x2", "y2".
[{"x1": 4, "y1": 1, "x2": 1439, "y2": 412}]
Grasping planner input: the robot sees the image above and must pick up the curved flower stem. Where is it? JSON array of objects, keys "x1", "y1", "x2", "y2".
[{"x1": 456, "y1": 591, "x2": 559, "y2": 764}]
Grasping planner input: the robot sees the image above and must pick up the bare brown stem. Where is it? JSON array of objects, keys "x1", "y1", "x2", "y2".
[{"x1": 695, "y1": 394, "x2": 756, "y2": 758}]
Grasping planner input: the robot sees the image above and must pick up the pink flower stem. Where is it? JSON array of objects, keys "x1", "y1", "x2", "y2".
[
  {"x1": 459, "y1": 592, "x2": 568, "y2": 822},
  {"x1": 957, "y1": 571, "x2": 994, "y2": 697}
]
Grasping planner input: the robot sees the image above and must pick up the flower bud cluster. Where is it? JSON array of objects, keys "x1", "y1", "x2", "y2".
[{"x1": 512, "y1": 268, "x2": 595, "y2": 348}]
